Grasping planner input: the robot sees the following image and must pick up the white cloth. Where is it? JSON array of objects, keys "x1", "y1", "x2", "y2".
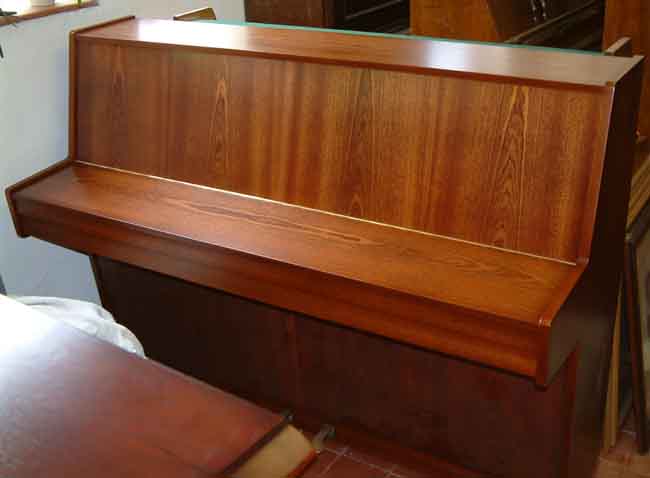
[{"x1": 11, "y1": 296, "x2": 145, "y2": 357}]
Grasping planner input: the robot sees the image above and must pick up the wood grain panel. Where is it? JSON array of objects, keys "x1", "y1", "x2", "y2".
[
  {"x1": 165, "y1": 50, "x2": 229, "y2": 184},
  {"x1": 294, "y1": 314, "x2": 572, "y2": 478},
  {"x1": 76, "y1": 43, "x2": 612, "y2": 261},
  {"x1": 13, "y1": 163, "x2": 573, "y2": 325},
  {"x1": 94, "y1": 256, "x2": 298, "y2": 402},
  {"x1": 76, "y1": 42, "x2": 170, "y2": 174},
  {"x1": 10, "y1": 163, "x2": 559, "y2": 378}
]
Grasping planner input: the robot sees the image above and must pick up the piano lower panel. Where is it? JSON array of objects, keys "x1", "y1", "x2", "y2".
[{"x1": 92, "y1": 256, "x2": 574, "y2": 478}]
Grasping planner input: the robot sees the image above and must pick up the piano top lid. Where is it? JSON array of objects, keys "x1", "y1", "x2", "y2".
[
  {"x1": 75, "y1": 18, "x2": 643, "y2": 88},
  {"x1": 77, "y1": 19, "x2": 642, "y2": 86}
]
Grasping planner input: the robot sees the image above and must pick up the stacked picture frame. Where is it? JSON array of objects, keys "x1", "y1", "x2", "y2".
[{"x1": 604, "y1": 141, "x2": 650, "y2": 452}]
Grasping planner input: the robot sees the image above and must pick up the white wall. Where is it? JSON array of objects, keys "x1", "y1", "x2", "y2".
[{"x1": 0, "y1": 0, "x2": 244, "y2": 300}]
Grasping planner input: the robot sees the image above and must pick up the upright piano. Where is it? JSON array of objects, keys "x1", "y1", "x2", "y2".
[{"x1": 5, "y1": 17, "x2": 643, "y2": 478}]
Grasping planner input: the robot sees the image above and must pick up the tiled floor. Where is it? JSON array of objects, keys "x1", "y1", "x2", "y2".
[
  {"x1": 301, "y1": 436, "x2": 430, "y2": 478},
  {"x1": 596, "y1": 412, "x2": 650, "y2": 478},
  {"x1": 300, "y1": 413, "x2": 649, "y2": 478}
]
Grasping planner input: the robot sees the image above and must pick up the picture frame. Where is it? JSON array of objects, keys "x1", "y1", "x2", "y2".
[
  {"x1": 603, "y1": 145, "x2": 650, "y2": 452},
  {"x1": 623, "y1": 190, "x2": 650, "y2": 453}
]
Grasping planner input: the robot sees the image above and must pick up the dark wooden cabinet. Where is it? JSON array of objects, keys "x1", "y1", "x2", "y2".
[
  {"x1": 244, "y1": 0, "x2": 329, "y2": 27},
  {"x1": 245, "y1": 0, "x2": 409, "y2": 32},
  {"x1": 411, "y1": 0, "x2": 605, "y2": 49}
]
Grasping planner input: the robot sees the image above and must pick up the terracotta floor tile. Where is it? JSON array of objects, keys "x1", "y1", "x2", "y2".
[
  {"x1": 622, "y1": 470, "x2": 650, "y2": 478},
  {"x1": 298, "y1": 426, "x2": 650, "y2": 478},
  {"x1": 344, "y1": 447, "x2": 397, "y2": 472},
  {"x1": 324, "y1": 438, "x2": 350, "y2": 454},
  {"x1": 593, "y1": 458, "x2": 625, "y2": 478},
  {"x1": 628, "y1": 451, "x2": 650, "y2": 477},
  {"x1": 390, "y1": 465, "x2": 439, "y2": 478},
  {"x1": 303, "y1": 450, "x2": 342, "y2": 477},
  {"x1": 602, "y1": 433, "x2": 637, "y2": 467},
  {"x1": 322, "y1": 455, "x2": 389, "y2": 477},
  {"x1": 300, "y1": 428, "x2": 349, "y2": 455}
]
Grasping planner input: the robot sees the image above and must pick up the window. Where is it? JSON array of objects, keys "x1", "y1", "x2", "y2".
[{"x1": 0, "y1": 0, "x2": 98, "y2": 28}]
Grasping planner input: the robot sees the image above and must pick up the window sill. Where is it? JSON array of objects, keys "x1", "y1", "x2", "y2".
[{"x1": 0, "y1": 0, "x2": 98, "y2": 28}]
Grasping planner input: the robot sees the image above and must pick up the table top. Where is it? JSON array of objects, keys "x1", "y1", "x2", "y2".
[{"x1": 0, "y1": 294, "x2": 283, "y2": 477}]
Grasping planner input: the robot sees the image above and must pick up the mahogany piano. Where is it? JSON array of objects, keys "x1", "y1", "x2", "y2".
[{"x1": 5, "y1": 17, "x2": 643, "y2": 478}]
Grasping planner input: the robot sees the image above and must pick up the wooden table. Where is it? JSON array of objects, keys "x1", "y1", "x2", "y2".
[{"x1": 0, "y1": 294, "x2": 286, "y2": 477}]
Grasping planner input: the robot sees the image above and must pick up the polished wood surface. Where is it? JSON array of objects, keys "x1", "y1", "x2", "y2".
[
  {"x1": 5, "y1": 17, "x2": 644, "y2": 478},
  {"x1": 0, "y1": 294, "x2": 285, "y2": 477},
  {"x1": 603, "y1": 0, "x2": 650, "y2": 137},
  {"x1": 557, "y1": 60, "x2": 642, "y2": 477},
  {"x1": 68, "y1": 16, "x2": 136, "y2": 163},
  {"x1": 10, "y1": 161, "x2": 577, "y2": 378},
  {"x1": 11, "y1": 164, "x2": 573, "y2": 325},
  {"x1": 75, "y1": 19, "x2": 637, "y2": 86},
  {"x1": 74, "y1": 22, "x2": 631, "y2": 264}
]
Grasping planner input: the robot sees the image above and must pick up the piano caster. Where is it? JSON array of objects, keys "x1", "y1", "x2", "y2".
[
  {"x1": 281, "y1": 410, "x2": 335, "y2": 454},
  {"x1": 312, "y1": 424, "x2": 336, "y2": 454}
]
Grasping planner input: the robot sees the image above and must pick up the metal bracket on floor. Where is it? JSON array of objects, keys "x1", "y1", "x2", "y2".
[{"x1": 312, "y1": 424, "x2": 336, "y2": 454}]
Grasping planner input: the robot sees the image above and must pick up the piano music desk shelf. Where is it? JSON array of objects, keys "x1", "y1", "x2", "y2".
[{"x1": 9, "y1": 161, "x2": 582, "y2": 381}]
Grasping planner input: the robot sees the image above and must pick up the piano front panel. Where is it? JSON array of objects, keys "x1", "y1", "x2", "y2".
[
  {"x1": 75, "y1": 40, "x2": 611, "y2": 262},
  {"x1": 92, "y1": 255, "x2": 572, "y2": 478}
]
